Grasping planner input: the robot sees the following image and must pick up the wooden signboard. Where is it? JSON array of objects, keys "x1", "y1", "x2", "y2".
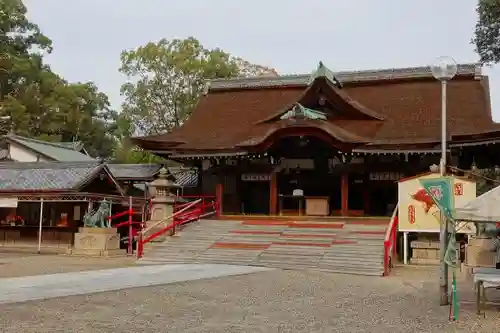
[{"x1": 398, "y1": 173, "x2": 476, "y2": 233}]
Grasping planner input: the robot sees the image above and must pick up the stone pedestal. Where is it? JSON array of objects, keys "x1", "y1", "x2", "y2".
[
  {"x1": 410, "y1": 240, "x2": 464, "y2": 265},
  {"x1": 465, "y1": 237, "x2": 496, "y2": 268},
  {"x1": 67, "y1": 227, "x2": 125, "y2": 257},
  {"x1": 146, "y1": 196, "x2": 175, "y2": 242},
  {"x1": 410, "y1": 240, "x2": 441, "y2": 265}
]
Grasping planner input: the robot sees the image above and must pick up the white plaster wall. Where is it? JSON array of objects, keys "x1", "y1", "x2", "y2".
[{"x1": 8, "y1": 143, "x2": 50, "y2": 162}]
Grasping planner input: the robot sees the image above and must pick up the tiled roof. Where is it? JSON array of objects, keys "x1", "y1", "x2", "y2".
[
  {"x1": 169, "y1": 167, "x2": 198, "y2": 187},
  {"x1": 208, "y1": 63, "x2": 479, "y2": 91},
  {"x1": 134, "y1": 62, "x2": 499, "y2": 152},
  {"x1": 108, "y1": 164, "x2": 162, "y2": 180},
  {"x1": 6, "y1": 135, "x2": 94, "y2": 162},
  {"x1": 55, "y1": 141, "x2": 85, "y2": 151},
  {"x1": 0, "y1": 161, "x2": 104, "y2": 191}
]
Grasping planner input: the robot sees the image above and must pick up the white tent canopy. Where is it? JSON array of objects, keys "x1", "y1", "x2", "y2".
[{"x1": 454, "y1": 185, "x2": 500, "y2": 222}]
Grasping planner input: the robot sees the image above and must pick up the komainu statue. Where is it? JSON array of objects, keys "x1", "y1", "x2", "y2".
[{"x1": 83, "y1": 201, "x2": 111, "y2": 228}]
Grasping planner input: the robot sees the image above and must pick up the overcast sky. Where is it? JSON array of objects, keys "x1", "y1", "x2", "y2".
[{"x1": 24, "y1": 0, "x2": 500, "y2": 120}]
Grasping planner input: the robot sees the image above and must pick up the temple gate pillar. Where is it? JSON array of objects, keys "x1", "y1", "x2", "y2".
[
  {"x1": 269, "y1": 172, "x2": 278, "y2": 215},
  {"x1": 215, "y1": 182, "x2": 224, "y2": 217},
  {"x1": 341, "y1": 173, "x2": 349, "y2": 216}
]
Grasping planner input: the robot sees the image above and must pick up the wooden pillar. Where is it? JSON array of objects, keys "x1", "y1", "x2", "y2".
[
  {"x1": 215, "y1": 182, "x2": 224, "y2": 217},
  {"x1": 269, "y1": 172, "x2": 278, "y2": 215},
  {"x1": 363, "y1": 186, "x2": 370, "y2": 216},
  {"x1": 341, "y1": 173, "x2": 349, "y2": 216}
]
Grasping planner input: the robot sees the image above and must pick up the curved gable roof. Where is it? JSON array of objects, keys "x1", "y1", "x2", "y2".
[{"x1": 134, "y1": 63, "x2": 500, "y2": 152}]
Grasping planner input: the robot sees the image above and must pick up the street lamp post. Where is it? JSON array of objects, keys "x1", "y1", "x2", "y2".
[{"x1": 430, "y1": 56, "x2": 457, "y2": 306}]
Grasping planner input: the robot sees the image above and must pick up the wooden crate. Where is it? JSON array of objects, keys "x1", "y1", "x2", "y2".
[{"x1": 465, "y1": 237, "x2": 496, "y2": 268}]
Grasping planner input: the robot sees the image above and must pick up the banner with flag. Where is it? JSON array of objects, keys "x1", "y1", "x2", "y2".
[
  {"x1": 419, "y1": 177, "x2": 454, "y2": 220},
  {"x1": 419, "y1": 176, "x2": 459, "y2": 321}
]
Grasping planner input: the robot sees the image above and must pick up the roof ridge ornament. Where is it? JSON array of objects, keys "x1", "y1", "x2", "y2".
[
  {"x1": 280, "y1": 103, "x2": 327, "y2": 121},
  {"x1": 308, "y1": 61, "x2": 343, "y2": 88}
]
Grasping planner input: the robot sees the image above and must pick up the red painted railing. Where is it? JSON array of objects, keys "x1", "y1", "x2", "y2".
[
  {"x1": 383, "y1": 204, "x2": 399, "y2": 276},
  {"x1": 173, "y1": 195, "x2": 218, "y2": 225},
  {"x1": 106, "y1": 196, "x2": 143, "y2": 254},
  {"x1": 136, "y1": 195, "x2": 220, "y2": 258}
]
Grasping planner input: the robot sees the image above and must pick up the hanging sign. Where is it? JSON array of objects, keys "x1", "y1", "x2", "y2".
[
  {"x1": 419, "y1": 177, "x2": 454, "y2": 220},
  {"x1": 369, "y1": 172, "x2": 404, "y2": 181},
  {"x1": 241, "y1": 174, "x2": 270, "y2": 182},
  {"x1": 0, "y1": 198, "x2": 18, "y2": 208},
  {"x1": 398, "y1": 173, "x2": 476, "y2": 233}
]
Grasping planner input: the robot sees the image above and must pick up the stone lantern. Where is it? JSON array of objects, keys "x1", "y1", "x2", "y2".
[{"x1": 146, "y1": 167, "x2": 178, "y2": 240}]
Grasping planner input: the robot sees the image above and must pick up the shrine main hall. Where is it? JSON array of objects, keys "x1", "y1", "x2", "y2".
[{"x1": 133, "y1": 62, "x2": 500, "y2": 217}]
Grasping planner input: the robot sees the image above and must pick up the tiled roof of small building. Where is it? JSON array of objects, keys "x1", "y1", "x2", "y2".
[
  {"x1": 6, "y1": 135, "x2": 94, "y2": 162},
  {"x1": 0, "y1": 161, "x2": 104, "y2": 191},
  {"x1": 169, "y1": 167, "x2": 198, "y2": 187},
  {"x1": 108, "y1": 164, "x2": 162, "y2": 180}
]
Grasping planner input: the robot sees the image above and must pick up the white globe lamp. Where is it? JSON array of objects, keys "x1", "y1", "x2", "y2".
[{"x1": 430, "y1": 56, "x2": 458, "y2": 81}]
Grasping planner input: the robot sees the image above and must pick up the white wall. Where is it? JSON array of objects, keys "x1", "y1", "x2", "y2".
[{"x1": 8, "y1": 143, "x2": 50, "y2": 162}]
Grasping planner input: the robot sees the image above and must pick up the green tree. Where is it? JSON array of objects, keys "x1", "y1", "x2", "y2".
[
  {"x1": 0, "y1": 0, "x2": 118, "y2": 157},
  {"x1": 473, "y1": 0, "x2": 500, "y2": 64},
  {"x1": 119, "y1": 37, "x2": 277, "y2": 136},
  {"x1": 111, "y1": 113, "x2": 163, "y2": 163}
]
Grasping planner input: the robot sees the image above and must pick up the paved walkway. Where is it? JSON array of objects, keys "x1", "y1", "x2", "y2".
[
  {"x1": 0, "y1": 267, "x2": 498, "y2": 333},
  {"x1": 0, "y1": 264, "x2": 273, "y2": 304}
]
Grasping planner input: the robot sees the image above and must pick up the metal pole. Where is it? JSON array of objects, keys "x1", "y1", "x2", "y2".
[
  {"x1": 440, "y1": 80, "x2": 447, "y2": 176},
  {"x1": 439, "y1": 79, "x2": 449, "y2": 306},
  {"x1": 403, "y1": 232, "x2": 408, "y2": 265},
  {"x1": 128, "y1": 196, "x2": 133, "y2": 254},
  {"x1": 37, "y1": 198, "x2": 44, "y2": 254}
]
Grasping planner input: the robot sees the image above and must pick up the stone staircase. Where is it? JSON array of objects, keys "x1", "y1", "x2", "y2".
[{"x1": 137, "y1": 218, "x2": 389, "y2": 276}]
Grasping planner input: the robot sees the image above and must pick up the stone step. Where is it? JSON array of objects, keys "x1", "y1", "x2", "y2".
[
  {"x1": 255, "y1": 257, "x2": 321, "y2": 264},
  {"x1": 261, "y1": 248, "x2": 328, "y2": 256},
  {"x1": 258, "y1": 253, "x2": 323, "y2": 261},
  {"x1": 218, "y1": 236, "x2": 277, "y2": 243},
  {"x1": 331, "y1": 234, "x2": 385, "y2": 240},
  {"x1": 138, "y1": 219, "x2": 389, "y2": 277},
  {"x1": 343, "y1": 224, "x2": 388, "y2": 230},
  {"x1": 328, "y1": 242, "x2": 383, "y2": 248},
  {"x1": 156, "y1": 241, "x2": 218, "y2": 247},
  {"x1": 324, "y1": 246, "x2": 384, "y2": 253},
  {"x1": 199, "y1": 249, "x2": 264, "y2": 256},
  {"x1": 279, "y1": 228, "x2": 340, "y2": 234},
  {"x1": 256, "y1": 262, "x2": 321, "y2": 269},
  {"x1": 195, "y1": 257, "x2": 258, "y2": 264},
  {"x1": 160, "y1": 238, "x2": 218, "y2": 243},
  {"x1": 155, "y1": 244, "x2": 215, "y2": 249},
  {"x1": 149, "y1": 249, "x2": 208, "y2": 256},
  {"x1": 322, "y1": 253, "x2": 384, "y2": 260}
]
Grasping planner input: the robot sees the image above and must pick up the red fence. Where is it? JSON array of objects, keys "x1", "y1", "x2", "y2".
[
  {"x1": 106, "y1": 196, "x2": 144, "y2": 254},
  {"x1": 173, "y1": 195, "x2": 219, "y2": 224},
  {"x1": 383, "y1": 204, "x2": 399, "y2": 276},
  {"x1": 136, "y1": 195, "x2": 220, "y2": 258}
]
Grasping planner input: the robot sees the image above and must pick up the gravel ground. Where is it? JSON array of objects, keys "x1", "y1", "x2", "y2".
[
  {"x1": 0, "y1": 253, "x2": 135, "y2": 278},
  {"x1": 0, "y1": 265, "x2": 498, "y2": 333}
]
